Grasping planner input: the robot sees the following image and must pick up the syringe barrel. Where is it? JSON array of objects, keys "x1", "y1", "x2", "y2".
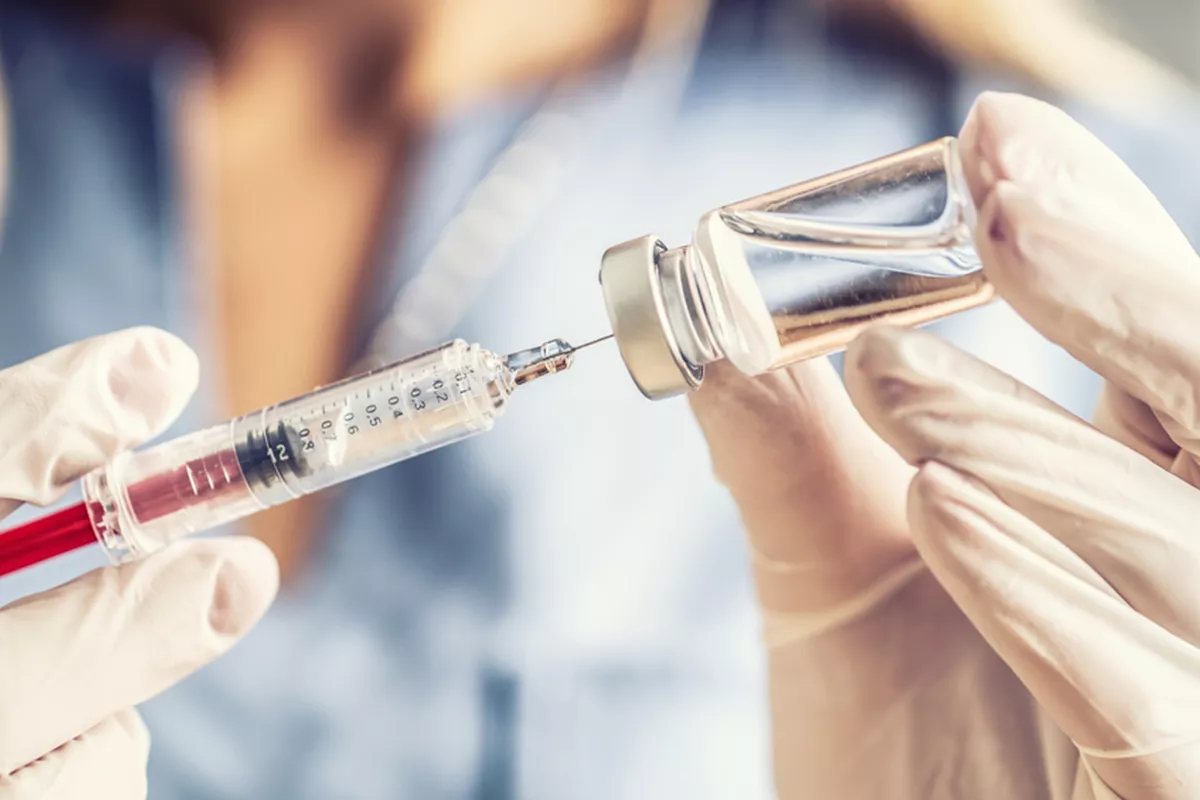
[
  {"x1": 83, "y1": 340, "x2": 511, "y2": 563},
  {"x1": 83, "y1": 423, "x2": 257, "y2": 562}
]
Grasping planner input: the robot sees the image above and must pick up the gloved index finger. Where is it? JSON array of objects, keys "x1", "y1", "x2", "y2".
[
  {"x1": 0, "y1": 327, "x2": 200, "y2": 519},
  {"x1": 843, "y1": 326, "x2": 1200, "y2": 791},
  {"x1": 0, "y1": 537, "x2": 278, "y2": 776},
  {"x1": 957, "y1": 92, "x2": 1173, "y2": 222},
  {"x1": 960, "y1": 93, "x2": 1200, "y2": 465}
]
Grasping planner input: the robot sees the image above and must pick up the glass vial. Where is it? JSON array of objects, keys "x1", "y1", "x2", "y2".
[{"x1": 599, "y1": 136, "x2": 994, "y2": 399}]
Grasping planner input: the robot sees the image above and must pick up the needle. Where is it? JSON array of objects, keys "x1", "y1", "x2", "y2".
[
  {"x1": 505, "y1": 335, "x2": 612, "y2": 386},
  {"x1": 569, "y1": 334, "x2": 614, "y2": 353}
]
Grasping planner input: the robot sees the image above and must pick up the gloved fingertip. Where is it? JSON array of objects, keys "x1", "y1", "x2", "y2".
[
  {"x1": 908, "y1": 460, "x2": 974, "y2": 513},
  {"x1": 141, "y1": 537, "x2": 279, "y2": 640},
  {"x1": 844, "y1": 325, "x2": 952, "y2": 414},
  {"x1": 960, "y1": 92, "x2": 1101, "y2": 192},
  {"x1": 846, "y1": 324, "x2": 1055, "y2": 469},
  {"x1": 109, "y1": 708, "x2": 151, "y2": 752},
  {"x1": 107, "y1": 328, "x2": 200, "y2": 439},
  {"x1": 905, "y1": 461, "x2": 1005, "y2": 572},
  {"x1": 201, "y1": 536, "x2": 279, "y2": 638},
  {"x1": 958, "y1": 90, "x2": 1010, "y2": 208},
  {"x1": 850, "y1": 321, "x2": 1059, "y2": 411},
  {"x1": 959, "y1": 92, "x2": 1070, "y2": 203}
]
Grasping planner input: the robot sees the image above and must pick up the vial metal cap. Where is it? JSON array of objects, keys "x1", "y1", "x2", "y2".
[{"x1": 598, "y1": 235, "x2": 703, "y2": 400}]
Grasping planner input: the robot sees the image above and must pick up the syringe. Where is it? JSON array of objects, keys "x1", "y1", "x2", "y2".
[{"x1": 0, "y1": 336, "x2": 606, "y2": 577}]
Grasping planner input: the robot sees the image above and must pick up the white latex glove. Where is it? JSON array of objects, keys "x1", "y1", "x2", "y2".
[
  {"x1": 691, "y1": 92, "x2": 1200, "y2": 799},
  {"x1": 0, "y1": 328, "x2": 279, "y2": 799}
]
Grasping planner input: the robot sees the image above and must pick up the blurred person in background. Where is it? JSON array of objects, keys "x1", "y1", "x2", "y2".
[{"x1": 0, "y1": 0, "x2": 1197, "y2": 798}]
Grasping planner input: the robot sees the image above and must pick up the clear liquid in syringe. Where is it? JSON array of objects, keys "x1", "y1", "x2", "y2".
[{"x1": 234, "y1": 341, "x2": 510, "y2": 504}]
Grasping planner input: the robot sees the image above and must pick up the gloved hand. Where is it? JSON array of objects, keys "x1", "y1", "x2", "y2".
[
  {"x1": 0, "y1": 328, "x2": 279, "y2": 799},
  {"x1": 690, "y1": 92, "x2": 1200, "y2": 800}
]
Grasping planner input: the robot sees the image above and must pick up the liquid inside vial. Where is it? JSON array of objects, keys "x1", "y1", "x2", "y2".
[{"x1": 692, "y1": 137, "x2": 991, "y2": 373}]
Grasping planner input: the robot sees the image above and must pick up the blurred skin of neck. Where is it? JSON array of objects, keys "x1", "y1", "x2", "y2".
[
  {"x1": 175, "y1": 0, "x2": 655, "y2": 583},
  {"x1": 181, "y1": 14, "x2": 395, "y2": 584}
]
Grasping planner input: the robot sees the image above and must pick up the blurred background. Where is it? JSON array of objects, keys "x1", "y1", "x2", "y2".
[{"x1": 1, "y1": 0, "x2": 1198, "y2": 798}]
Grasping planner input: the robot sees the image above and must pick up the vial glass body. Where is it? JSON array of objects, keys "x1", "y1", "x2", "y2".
[{"x1": 600, "y1": 137, "x2": 993, "y2": 398}]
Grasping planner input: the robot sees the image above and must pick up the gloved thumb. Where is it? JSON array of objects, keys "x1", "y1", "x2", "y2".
[
  {"x1": 689, "y1": 359, "x2": 917, "y2": 621},
  {"x1": 0, "y1": 536, "x2": 279, "y2": 776}
]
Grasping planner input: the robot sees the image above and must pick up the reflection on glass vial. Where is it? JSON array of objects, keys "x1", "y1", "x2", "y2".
[{"x1": 599, "y1": 136, "x2": 993, "y2": 399}]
